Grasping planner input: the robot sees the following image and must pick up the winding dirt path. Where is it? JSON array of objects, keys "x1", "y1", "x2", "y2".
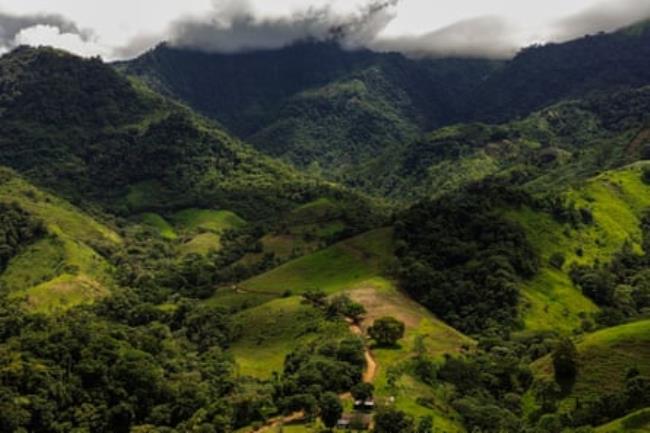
[{"x1": 348, "y1": 322, "x2": 378, "y2": 383}]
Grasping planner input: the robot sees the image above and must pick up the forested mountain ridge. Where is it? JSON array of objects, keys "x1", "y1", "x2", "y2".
[
  {"x1": 122, "y1": 22, "x2": 650, "y2": 181},
  {"x1": 348, "y1": 84, "x2": 650, "y2": 200},
  {"x1": 120, "y1": 41, "x2": 501, "y2": 175},
  {"x1": 0, "y1": 46, "x2": 381, "y2": 221}
]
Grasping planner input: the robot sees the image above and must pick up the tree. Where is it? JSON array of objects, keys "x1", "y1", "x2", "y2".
[
  {"x1": 549, "y1": 252, "x2": 565, "y2": 270},
  {"x1": 374, "y1": 408, "x2": 414, "y2": 433},
  {"x1": 368, "y1": 317, "x2": 405, "y2": 347},
  {"x1": 319, "y1": 392, "x2": 342, "y2": 430},
  {"x1": 552, "y1": 338, "x2": 578, "y2": 383},
  {"x1": 351, "y1": 383, "x2": 374, "y2": 401},
  {"x1": 301, "y1": 289, "x2": 327, "y2": 308},
  {"x1": 416, "y1": 416, "x2": 434, "y2": 433}
]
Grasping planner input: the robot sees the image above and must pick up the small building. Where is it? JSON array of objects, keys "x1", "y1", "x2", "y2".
[
  {"x1": 353, "y1": 399, "x2": 375, "y2": 411},
  {"x1": 337, "y1": 413, "x2": 372, "y2": 430}
]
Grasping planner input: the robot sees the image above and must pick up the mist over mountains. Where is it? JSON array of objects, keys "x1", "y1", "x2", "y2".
[{"x1": 2, "y1": 0, "x2": 650, "y2": 59}]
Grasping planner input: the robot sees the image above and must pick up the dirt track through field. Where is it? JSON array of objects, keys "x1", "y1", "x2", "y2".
[{"x1": 348, "y1": 321, "x2": 377, "y2": 383}]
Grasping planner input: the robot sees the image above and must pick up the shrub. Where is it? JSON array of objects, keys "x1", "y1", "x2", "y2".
[{"x1": 549, "y1": 252, "x2": 566, "y2": 270}]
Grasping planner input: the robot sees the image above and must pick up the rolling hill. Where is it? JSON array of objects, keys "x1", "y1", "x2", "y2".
[
  {"x1": 532, "y1": 320, "x2": 650, "y2": 405},
  {"x1": 0, "y1": 168, "x2": 118, "y2": 312}
]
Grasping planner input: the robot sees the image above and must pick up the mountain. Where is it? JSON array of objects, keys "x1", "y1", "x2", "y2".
[
  {"x1": 118, "y1": 24, "x2": 650, "y2": 188},
  {"x1": 470, "y1": 23, "x2": 650, "y2": 123},
  {"x1": 348, "y1": 83, "x2": 650, "y2": 200},
  {"x1": 120, "y1": 41, "x2": 500, "y2": 175},
  {"x1": 123, "y1": 24, "x2": 650, "y2": 185},
  {"x1": 0, "y1": 46, "x2": 383, "y2": 222}
]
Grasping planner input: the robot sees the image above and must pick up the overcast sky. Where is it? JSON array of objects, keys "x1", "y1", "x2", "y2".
[{"x1": 0, "y1": 0, "x2": 649, "y2": 60}]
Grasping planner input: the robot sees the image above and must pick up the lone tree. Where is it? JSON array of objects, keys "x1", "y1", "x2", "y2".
[
  {"x1": 374, "y1": 408, "x2": 415, "y2": 433},
  {"x1": 320, "y1": 392, "x2": 343, "y2": 431},
  {"x1": 351, "y1": 382, "x2": 374, "y2": 401},
  {"x1": 552, "y1": 337, "x2": 578, "y2": 382},
  {"x1": 368, "y1": 316, "x2": 405, "y2": 347}
]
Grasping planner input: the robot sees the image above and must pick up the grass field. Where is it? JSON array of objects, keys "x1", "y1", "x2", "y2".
[
  {"x1": 238, "y1": 198, "x2": 348, "y2": 266},
  {"x1": 509, "y1": 163, "x2": 650, "y2": 332},
  {"x1": 6, "y1": 234, "x2": 114, "y2": 312},
  {"x1": 595, "y1": 408, "x2": 650, "y2": 433},
  {"x1": 532, "y1": 320, "x2": 650, "y2": 405},
  {"x1": 225, "y1": 228, "x2": 394, "y2": 377},
  {"x1": 178, "y1": 232, "x2": 222, "y2": 255},
  {"x1": 172, "y1": 208, "x2": 246, "y2": 233},
  {"x1": 138, "y1": 213, "x2": 177, "y2": 239},
  {"x1": 240, "y1": 228, "x2": 394, "y2": 295},
  {"x1": 229, "y1": 296, "x2": 348, "y2": 378},
  {"x1": 0, "y1": 172, "x2": 121, "y2": 246},
  {"x1": 170, "y1": 208, "x2": 246, "y2": 255}
]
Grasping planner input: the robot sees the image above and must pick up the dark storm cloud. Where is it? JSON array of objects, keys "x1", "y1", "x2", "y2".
[
  {"x1": 551, "y1": 0, "x2": 650, "y2": 41},
  {"x1": 0, "y1": 11, "x2": 88, "y2": 52},
  {"x1": 168, "y1": 0, "x2": 399, "y2": 53},
  {"x1": 370, "y1": 15, "x2": 519, "y2": 59}
]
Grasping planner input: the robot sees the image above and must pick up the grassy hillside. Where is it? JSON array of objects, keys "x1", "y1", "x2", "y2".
[
  {"x1": 0, "y1": 169, "x2": 117, "y2": 311},
  {"x1": 229, "y1": 297, "x2": 349, "y2": 378},
  {"x1": 138, "y1": 212, "x2": 177, "y2": 240},
  {"x1": 595, "y1": 408, "x2": 650, "y2": 433},
  {"x1": 171, "y1": 208, "x2": 246, "y2": 233},
  {"x1": 349, "y1": 279, "x2": 473, "y2": 433},
  {"x1": 238, "y1": 197, "x2": 359, "y2": 266},
  {"x1": 532, "y1": 320, "x2": 650, "y2": 401},
  {"x1": 240, "y1": 228, "x2": 394, "y2": 295},
  {"x1": 215, "y1": 227, "x2": 473, "y2": 430},
  {"x1": 510, "y1": 163, "x2": 650, "y2": 332},
  {"x1": 171, "y1": 208, "x2": 247, "y2": 256}
]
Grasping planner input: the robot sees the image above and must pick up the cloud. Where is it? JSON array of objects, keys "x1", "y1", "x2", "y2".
[
  {"x1": 2, "y1": 0, "x2": 650, "y2": 60},
  {"x1": 169, "y1": 0, "x2": 399, "y2": 53},
  {"x1": 551, "y1": 0, "x2": 650, "y2": 41},
  {"x1": 0, "y1": 11, "x2": 86, "y2": 52},
  {"x1": 13, "y1": 24, "x2": 106, "y2": 57},
  {"x1": 370, "y1": 15, "x2": 520, "y2": 59}
]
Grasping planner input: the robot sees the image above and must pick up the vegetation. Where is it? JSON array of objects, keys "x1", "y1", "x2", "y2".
[
  {"x1": 5, "y1": 23, "x2": 650, "y2": 433},
  {"x1": 368, "y1": 316, "x2": 406, "y2": 347},
  {"x1": 395, "y1": 182, "x2": 539, "y2": 334}
]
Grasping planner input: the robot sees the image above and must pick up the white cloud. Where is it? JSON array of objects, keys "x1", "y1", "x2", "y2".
[{"x1": 13, "y1": 24, "x2": 108, "y2": 57}]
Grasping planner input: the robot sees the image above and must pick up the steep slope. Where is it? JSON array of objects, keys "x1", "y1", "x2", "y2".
[
  {"x1": 0, "y1": 168, "x2": 118, "y2": 312},
  {"x1": 121, "y1": 41, "x2": 499, "y2": 174},
  {"x1": 122, "y1": 24, "x2": 650, "y2": 183},
  {"x1": 350, "y1": 85, "x2": 650, "y2": 201},
  {"x1": 510, "y1": 163, "x2": 650, "y2": 332},
  {"x1": 0, "y1": 46, "x2": 369, "y2": 221},
  {"x1": 471, "y1": 23, "x2": 650, "y2": 123},
  {"x1": 531, "y1": 320, "x2": 650, "y2": 406},
  {"x1": 596, "y1": 409, "x2": 650, "y2": 433}
]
